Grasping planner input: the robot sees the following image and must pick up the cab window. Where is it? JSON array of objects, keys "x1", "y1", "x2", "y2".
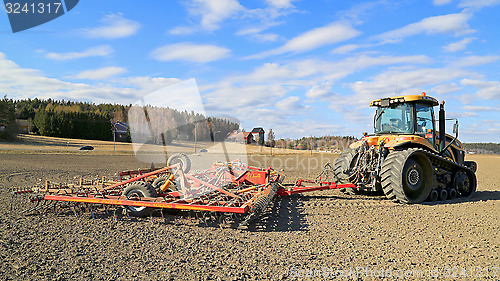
[
  {"x1": 415, "y1": 104, "x2": 434, "y2": 133},
  {"x1": 415, "y1": 103, "x2": 435, "y2": 145},
  {"x1": 374, "y1": 103, "x2": 414, "y2": 134}
]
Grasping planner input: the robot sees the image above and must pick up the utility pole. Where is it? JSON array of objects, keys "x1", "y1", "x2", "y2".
[
  {"x1": 310, "y1": 136, "x2": 313, "y2": 156},
  {"x1": 112, "y1": 122, "x2": 116, "y2": 152}
]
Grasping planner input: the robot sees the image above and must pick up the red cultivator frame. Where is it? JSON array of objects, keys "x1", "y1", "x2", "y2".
[{"x1": 11, "y1": 160, "x2": 355, "y2": 227}]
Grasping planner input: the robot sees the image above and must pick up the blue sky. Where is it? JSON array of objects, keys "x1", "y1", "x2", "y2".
[{"x1": 0, "y1": 0, "x2": 499, "y2": 142}]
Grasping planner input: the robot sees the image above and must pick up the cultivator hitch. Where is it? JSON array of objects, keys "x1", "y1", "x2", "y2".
[{"x1": 10, "y1": 160, "x2": 356, "y2": 227}]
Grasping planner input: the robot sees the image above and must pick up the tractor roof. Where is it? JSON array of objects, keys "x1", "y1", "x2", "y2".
[{"x1": 370, "y1": 92, "x2": 439, "y2": 107}]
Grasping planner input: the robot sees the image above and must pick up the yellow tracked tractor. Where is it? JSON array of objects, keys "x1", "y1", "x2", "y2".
[{"x1": 333, "y1": 92, "x2": 477, "y2": 203}]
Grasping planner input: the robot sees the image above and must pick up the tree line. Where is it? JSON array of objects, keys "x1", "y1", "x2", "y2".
[
  {"x1": 0, "y1": 97, "x2": 17, "y2": 140},
  {"x1": 128, "y1": 104, "x2": 239, "y2": 144},
  {"x1": 267, "y1": 132, "x2": 358, "y2": 152},
  {"x1": 464, "y1": 143, "x2": 500, "y2": 155},
  {"x1": 0, "y1": 97, "x2": 239, "y2": 142}
]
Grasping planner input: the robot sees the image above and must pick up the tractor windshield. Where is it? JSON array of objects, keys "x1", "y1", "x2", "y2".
[{"x1": 374, "y1": 103, "x2": 414, "y2": 134}]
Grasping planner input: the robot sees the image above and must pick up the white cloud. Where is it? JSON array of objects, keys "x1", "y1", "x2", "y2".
[
  {"x1": 240, "y1": 60, "x2": 326, "y2": 83},
  {"x1": 71, "y1": 67, "x2": 127, "y2": 80},
  {"x1": 434, "y1": 0, "x2": 500, "y2": 9},
  {"x1": 336, "y1": 1, "x2": 390, "y2": 25},
  {"x1": 185, "y1": 0, "x2": 244, "y2": 31},
  {"x1": 265, "y1": 0, "x2": 295, "y2": 9},
  {"x1": 462, "y1": 105, "x2": 500, "y2": 111},
  {"x1": 274, "y1": 119, "x2": 345, "y2": 139},
  {"x1": 0, "y1": 53, "x2": 130, "y2": 103},
  {"x1": 330, "y1": 39, "x2": 402, "y2": 54},
  {"x1": 81, "y1": 14, "x2": 141, "y2": 39},
  {"x1": 45, "y1": 45, "x2": 114, "y2": 60},
  {"x1": 458, "y1": 0, "x2": 500, "y2": 9},
  {"x1": 374, "y1": 12, "x2": 474, "y2": 41},
  {"x1": 331, "y1": 44, "x2": 361, "y2": 54},
  {"x1": 460, "y1": 79, "x2": 500, "y2": 100},
  {"x1": 168, "y1": 26, "x2": 196, "y2": 35},
  {"x1": 220, "y1": 55, "x2": 431, "y2": 96},
  {"x1": 248, "y1": 22, "x2": 361, "y2": 58},
  {"x1": 347, "y1": 67, "x2": 470, "y2": 108},
  {"x1": 0, "y1": 52, "x2": 178, "y2": 104},
  {"x1": 203, "y1": 83, "x2": 288, "y2": 120},
  {"x1": 306, "y1": 81, "x2": 335, "y2": 99},
  {"x1": 236, "y1": 27, "x2": 279, "y2": 42},
  {"x1": 116, "y1": 77, "x2": 180, "y2": 90},
  {"x1": 446, "y1": 111, "x2": 479, "y2": 118},
  {"x1": 451, "y1": 55, "x2": 500, "y2": 67},
  {"x1": 442, "y1": 37, "x2": 475, "y2": 52},
  {"x1": 275, "y1": 96, "x2": 304, "y2": 111},
  {"x1": 433, "y1": 0, "x2": 453, "y2": 5},
  {"x1": 461, "y1": 121, "x2": 500, "y2": 142},
  {"x1": 151, "y1": 43, "x2": 230, "y2": 63},
  {"x1": 201, "y1": 54, "x2": 435, "y2": 138},
  {"x1": 431, "y1": 83, "x2": 462, "y2": 95}
]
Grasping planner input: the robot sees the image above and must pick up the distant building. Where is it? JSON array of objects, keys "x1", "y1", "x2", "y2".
[
  {"x1": 227, "y1": 130, "x2": 244, "y2": 143},
  {"x1": 251, "y1": 127, "x2": 265, "y2": 145},
  {"x1": 227, "y1": 128, "x2": 263, "y2": 145},
  {"x1": 243, "y1": 132, "x2": 254, "y2": 144},
  {"x1": 112, "y1": 121, "x2": 129, "y2": 142},
  {"x1": 16, "y1": 119, "x2": 32, "y2": 134}
]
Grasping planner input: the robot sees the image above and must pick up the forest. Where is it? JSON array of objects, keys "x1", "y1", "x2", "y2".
[{"x1": 0, "y1": 97, "x2": 239, "y2": 142}]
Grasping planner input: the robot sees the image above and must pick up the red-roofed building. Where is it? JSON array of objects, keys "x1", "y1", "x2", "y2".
[{"x1": 243, "y1": 132, "x2": 254, "y2": 144}]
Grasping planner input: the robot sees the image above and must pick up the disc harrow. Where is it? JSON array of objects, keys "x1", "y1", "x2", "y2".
[{"x1": 10, "y1": 160, "x2": 356, "y2": 228}]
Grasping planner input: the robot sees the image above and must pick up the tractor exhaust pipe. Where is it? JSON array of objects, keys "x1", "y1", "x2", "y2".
[{"x1": 439, "y1": 101, "x2": 445, "y2": 153}]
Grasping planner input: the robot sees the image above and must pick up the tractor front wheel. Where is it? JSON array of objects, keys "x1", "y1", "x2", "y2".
[
  {"x1": 333, "y1": 148, "x2": 362, "y2": 195},
  {"x1": 380, "y1": 148, "x2": 433, "y2": 204}
]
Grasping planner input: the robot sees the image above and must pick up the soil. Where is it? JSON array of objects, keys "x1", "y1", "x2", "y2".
[{"x1": 0, "y1": 153, "x2": 498, "y2": 280}]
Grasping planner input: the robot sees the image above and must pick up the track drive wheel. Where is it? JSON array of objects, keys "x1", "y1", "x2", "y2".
[
  {"x1": 122, "y1": 181, "x2": 158, "y2": 217},
  {"x1": 167, "y1": 153, "x2": 191, "y2": 173},
  {"x1": 380, "y1": 148, "x2": 433, "y2": 204},
  {"x1": 333, "y1": 148, "x2": 361, "y2": 195}
]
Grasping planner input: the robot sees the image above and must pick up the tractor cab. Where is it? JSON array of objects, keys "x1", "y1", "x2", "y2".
[{"x1": 370, "y1": 93, "x2": 439, "y2": 147}]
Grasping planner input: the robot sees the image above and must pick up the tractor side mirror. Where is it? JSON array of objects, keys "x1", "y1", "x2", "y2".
[{"x1": 453, "y1": 121, "x2": 459, "y2": 135}]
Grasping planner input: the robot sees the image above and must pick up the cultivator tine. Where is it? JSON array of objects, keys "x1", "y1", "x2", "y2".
[
  {"x1": 71, "y1": 204, "x2": 79, "y2": 218},
  {"x1": 90, "y1": 206, "x2": 95, "y2": 220},
  {"x1": 19, "y1": 195, "x2": 53, "y2": 215},
  {"x1": 160, "y1": 210, "x2": 166, "y2": 224},
  {"x1": 9, "y1": 187, "x2": 33, "y2": 216},
  {"x1": 113, "y1": 208, "x2": 120, "y2": 222}
]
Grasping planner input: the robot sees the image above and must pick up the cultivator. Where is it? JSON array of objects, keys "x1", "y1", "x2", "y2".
[{"x1": 10, "y1": 160, "x2": 356, "y2": 227}]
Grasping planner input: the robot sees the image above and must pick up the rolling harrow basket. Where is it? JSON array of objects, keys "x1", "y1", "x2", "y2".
[{"x1": 10, "y1": 159, "x2": 355, "y2": 228}]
